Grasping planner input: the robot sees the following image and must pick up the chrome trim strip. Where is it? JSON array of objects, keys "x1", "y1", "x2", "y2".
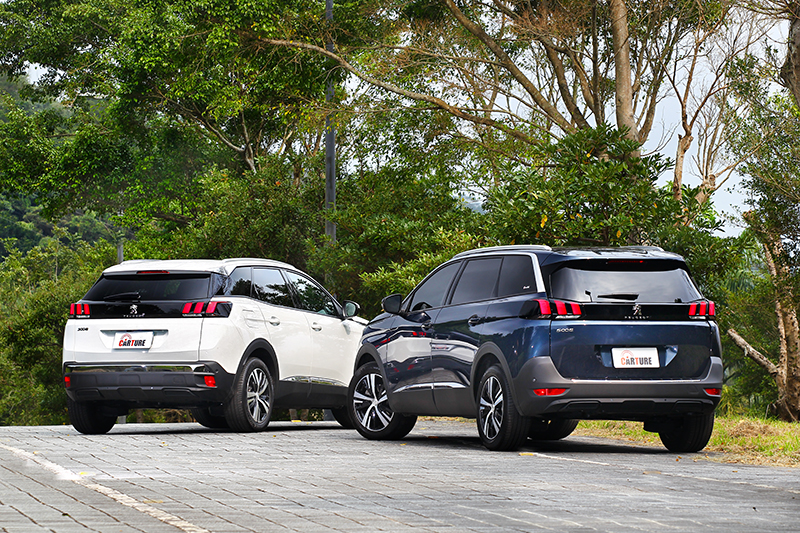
[
  {"x1": 432, "y1": 382, "x2": 468, "y2": 389},
  {"x1": 394, "y1": 383, "x2": 434, "y2": 393},
  {"x1": 283, "y1": 376, "x2": 347, "y2": 387}
]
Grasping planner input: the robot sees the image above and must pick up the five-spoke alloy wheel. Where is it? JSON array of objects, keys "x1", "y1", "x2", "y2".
[
  {"x1": 349, "y1": 362, "x2": 416, "y2": 440},
  {"x1": 477, "y1": 365, "x2": 530, "y2": 451},
  {"x1": 225, "y1": 357, "x2": 273, "y2": 432}
]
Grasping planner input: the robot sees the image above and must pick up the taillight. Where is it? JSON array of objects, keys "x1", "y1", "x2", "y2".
[
  {"x1": 522, "y1": 299, "x2": 581, "y2": 318},
  {"x1": 69, "y1": 303, "x2": 91, "y2": 318},
  {"x1": 182, "y1": 301, "x2": 231, "y2": 317},
  {"x1": 64, "y1": 375, "x2": 71, "y2": 388},
  {"x1": 689, "y1": 300, "x2": 715, "y2": 319},
  {"x1": 533, "y1": 388, "x2": 567, "y2": 396}
]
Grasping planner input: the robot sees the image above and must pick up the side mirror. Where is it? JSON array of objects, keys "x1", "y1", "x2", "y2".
[
  {"x1": 381, "y1": 293, "x2": 404, "y2": 315},
  {"x1": 343, "y1": 300, "x2": 360, "y2": 318}
]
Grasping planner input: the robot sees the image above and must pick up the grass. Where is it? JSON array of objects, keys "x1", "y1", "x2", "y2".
[{"x1": 574, "y1": 416, "x2": 800, "y2": 467}]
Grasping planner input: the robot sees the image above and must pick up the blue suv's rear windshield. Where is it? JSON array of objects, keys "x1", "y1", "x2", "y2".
[
  {"x1": 551, "y1": 263, "x2": 701, "y2": 303},
  {"x1": 84, "y1": 273, "x2": 223, "y2": 301}
]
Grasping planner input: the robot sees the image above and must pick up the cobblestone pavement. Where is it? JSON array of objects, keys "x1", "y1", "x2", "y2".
[{"x1": 0, "y1": 419, "x2": 797, "y2": 533}]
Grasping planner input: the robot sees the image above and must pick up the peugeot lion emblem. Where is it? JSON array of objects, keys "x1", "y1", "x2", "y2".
[
  {"x1": 130, "y1": 304, "x2": 138, "y2": 315},
  {"x1": 632, "y1": 304, "x2": 642, "y2": 317}
]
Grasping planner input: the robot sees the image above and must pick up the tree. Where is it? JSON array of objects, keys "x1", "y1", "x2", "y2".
[{"x1": 724, "y1": 61, "x2": 800, "y2": 421}]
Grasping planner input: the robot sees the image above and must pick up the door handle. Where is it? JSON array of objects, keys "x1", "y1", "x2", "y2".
[
  {"x1": 268, "y1": 316, "x2": 281, "y2": 326},
  {"x1": 311, "y1": 323, "x2": 323, "y2": 331},
  {"x1": 468, "y1": 314, "x2": 481, "y2": 326}
]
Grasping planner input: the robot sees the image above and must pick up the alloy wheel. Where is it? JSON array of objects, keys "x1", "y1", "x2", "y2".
[
  {"x1": 352, "y1": 371, "x2": 393, "y2": 432},
  {"x1": 479, "y1": 375, "x2": 504, "y2": 441}
]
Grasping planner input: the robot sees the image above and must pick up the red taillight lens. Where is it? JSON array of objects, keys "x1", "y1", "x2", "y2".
[
  {"x1": 533, "y1": 388, "x2": 567, "y2": 396},
  {"x1": 536, "y1": 299, "x2": 551, "y2": 315},
  {"x1": 70, "y1": 303, "x2": 90, "y2": 318},
  {"x1": 204, "y1": 375, "x2": 216, "y2": 387},
  {"x1": 552, "y1": 300, "x2": 581, "y2": 317},
  {"x1": 704, "y1": 388, "x2": 721, "y2": 396},
  {"x1": 182, "y1": 301, "x2": 230, "y2": 317},
  {"x1": 64, "y1": 376, "x2": 71, "y2": 388},
  {"x1": 689, "y1": 300, "x2": 715, "y2": 319}
]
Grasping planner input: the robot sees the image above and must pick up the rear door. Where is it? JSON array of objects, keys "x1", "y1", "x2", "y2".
[
  {"x1": 546, "y1": 260, "x2": 717, "y2": 381},
  {"x1": 430, "y1": 257, "x2": 502, "y2": 415}
]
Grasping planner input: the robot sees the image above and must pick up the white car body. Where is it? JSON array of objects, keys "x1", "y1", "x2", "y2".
[{"x1": 63, "y1": 258, "x2": 366, "y2": 433}]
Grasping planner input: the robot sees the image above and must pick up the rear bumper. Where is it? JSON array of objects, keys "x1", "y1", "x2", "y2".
[
  {"x1": 513, "y1": 356, "x2": 723, "y2": 420},
  {"x1": 63, "y1": 362, "x2": 234, "y2": 408}
]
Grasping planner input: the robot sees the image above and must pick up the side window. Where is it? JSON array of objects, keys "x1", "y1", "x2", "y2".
[
  {"x1": 224, "y1": 267, "x2": 253, "y2": 297},
  {"x1": 497, "y1": 255, "x2": 537, "y2": 297},
  {"x1": 407, "y1": 262, "x2": 461, "y2": 312},
  {"x1": 252, "y1": 268, "x2": 295, "y2": 307},
  {"x1": 450, "y1": 258, "x2": 503, "y2": 305},
  {"x1": 284, "y1": 271, "x2": 337, "y2": 315}
]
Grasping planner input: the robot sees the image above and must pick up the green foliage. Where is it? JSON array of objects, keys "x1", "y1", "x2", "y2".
[
  {"x1": 485, "y1": 125, "x2": 673, "y2": 246},
  {"x1": 0, "y1": 239, "x2": 116, "y2": 425}
]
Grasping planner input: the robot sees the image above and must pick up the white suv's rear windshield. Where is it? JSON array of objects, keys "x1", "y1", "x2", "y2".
[
  {"x1": 551, "y1": 263, "x2": 702, "y2": 303},
  {"x1": 84, "y1": 274, "x2": 221, "y2": 301}
]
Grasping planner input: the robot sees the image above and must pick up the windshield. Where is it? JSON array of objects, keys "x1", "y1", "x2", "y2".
[
  {"x1": 84, "y1": 273, "x2": 218, "y2": 301},
  {"x1": 550, "y1": 263, "x2": 702, "y2": 303}
]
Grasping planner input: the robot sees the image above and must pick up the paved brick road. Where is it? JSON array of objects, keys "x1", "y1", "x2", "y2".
[{"x1": 0, "y1": 419, "x2": 797, "y2": 532}]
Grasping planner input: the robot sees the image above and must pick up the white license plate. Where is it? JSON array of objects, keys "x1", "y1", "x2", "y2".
[
  {"x1": 612, "y1": 347, "x2": 659, "y2": 368},
  {"x1": 113, "y1": 331, "x2": 154, "y2": 349}
]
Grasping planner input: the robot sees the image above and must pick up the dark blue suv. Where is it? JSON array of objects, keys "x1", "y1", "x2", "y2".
[{"x1": 347, "y1": 245, "x2": 723, "y2": 452}]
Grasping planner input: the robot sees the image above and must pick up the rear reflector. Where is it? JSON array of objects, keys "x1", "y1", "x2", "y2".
[
  {"x1": 204, "y1": 375, "x2": 217, "y2": 388},
  {"x1": 533, "y1": 388, "x2": 567, "y2": 396},
  {"x1": 64, "y1": 376, "x2": 71, "y2": 388},
  {"x1": 704, "y1": 388, "x2": 722, "y2": 396}
]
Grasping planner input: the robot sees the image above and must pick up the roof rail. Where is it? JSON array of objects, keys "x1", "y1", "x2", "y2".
[
  {"x1": 453, "y1": 245, "x2": 552, "y2": 259},
  {"x1": 618, "y1": 246, "x2": 665, "y2": 252}
]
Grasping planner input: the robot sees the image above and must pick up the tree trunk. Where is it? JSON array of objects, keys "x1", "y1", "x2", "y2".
[
  {"x1": 608, "y1": 0, "x2": 640, "y2": 144},
  {"x1": 728, "y1": 226, "x2": 800, "y2": 422},
  {"x1": 781, "y1": 3, "x2": 800, "y2": 108},
  {"x1": 672, "y1": 133, "x2": 693, "y2": 202}
]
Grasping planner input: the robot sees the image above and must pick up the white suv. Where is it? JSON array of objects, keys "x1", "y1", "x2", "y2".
[{"x1": 63, "y1": 258, "x2": 366, "y2": 434}]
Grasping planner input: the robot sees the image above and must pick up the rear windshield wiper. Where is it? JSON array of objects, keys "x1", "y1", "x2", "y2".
[
  {"x1": 103, "y1": 292, "x2": 141, "y2": 301},
  {"x1": 597, "y1": 293, "x2": 639, "y2": 301}
]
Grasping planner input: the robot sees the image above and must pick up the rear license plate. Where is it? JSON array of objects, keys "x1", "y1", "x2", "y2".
[
  {"x1": 113, "y1": 331, "x2": 154, "y2": 349},
  {"x1": 612, "y1": 347, "x2": 659, "y2": 368}
]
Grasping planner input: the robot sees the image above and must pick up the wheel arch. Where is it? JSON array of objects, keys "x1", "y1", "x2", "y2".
[
  {"x1": 238, "y1": 338, "x2": 280, "y2": 382},
  {"x1": 471, "y1": 342, "x2": 523, "y2": 415}
]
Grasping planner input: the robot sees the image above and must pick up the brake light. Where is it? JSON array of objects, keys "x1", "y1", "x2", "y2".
[
  {"x1": 181, "y1": 301, "x2": 231, "y2": 317},
  {"x1": 69, "y1": 303, "x2": 91, "y2": 318},
  {"x1": 64, "y1": 376, "x2": 71, "y2": 388},
  {"x1": 522, "y1": 299, "x2": 581, "y2": 318},
  {"x1": 552, "y1": 300, "x2": 581, "y2": 317},
  {"x1": 137, "y1": 270, "x2": 170, "y2": 274},
  {"x1": 534, "y1": 388, "x2": 567, "y2": 396},
  {"x1": 689, "y1": 300, "x2": 715, "y2": 319}
]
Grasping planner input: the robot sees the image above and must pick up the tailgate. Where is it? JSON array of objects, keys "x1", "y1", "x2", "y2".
[{"x1": 549, "y1": 303, "x2": 716, "y2": 380}]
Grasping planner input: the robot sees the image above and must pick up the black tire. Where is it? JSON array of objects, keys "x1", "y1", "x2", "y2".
[
  {"x1": 349, "y1": 362, "x2": 416, "y2": 440},
  {"x1": 191, "y1": 407, "x2": 229, "y2": 429},
  {"x1": 67, "y1": 398, "x2": 117, "y2": 435},
  {"x1": 331, "y1": 406, "x2": 355, "y2": 429},
  {"x1": 476, "y1": 365, "x2": 531, "y2": 451},
  {"x1": 224, "y1": 358, "x2": 274, "y2": 432},
  {"x1": 658, "y1": 413, "x2": 715, "y2": 453},
  {"x1": 528, "y1": 419, "x2": 579, "y2": 441}
]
